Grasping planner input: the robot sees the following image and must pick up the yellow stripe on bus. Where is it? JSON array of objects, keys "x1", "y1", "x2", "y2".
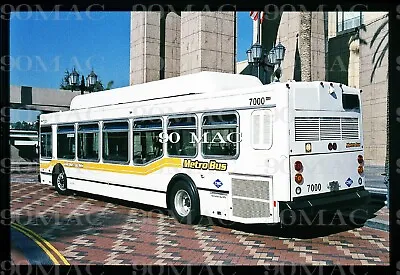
[
  {"x1": 40, "y1": 158, "x2": 183, "y2": 175},
  {"x1": 12, "y1": 222, "x2": 70, "y2": 265}
]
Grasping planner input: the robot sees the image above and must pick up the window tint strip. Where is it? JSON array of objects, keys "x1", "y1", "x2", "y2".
[
  {"x1": 103, "y1": 122, "x2": 129, "y2": 131},
  {"x1": 41, "y1": 127, "x2": 52, "y2": 133},
  {"x1": 133, "y1": 120, "x2": 162, "y2": 129},
  {"x1": 203, "y1": 114, "x2": 237, "y2": 126},
  {"x1": 57, "y1": 126, "x2": 75, "y2": 133},
  {"x1": 168, "y1": 117, "x2": 196, "y2": 127},
  {"x1": 78, "y1": 124, "x2": 99, "y2": 132}
]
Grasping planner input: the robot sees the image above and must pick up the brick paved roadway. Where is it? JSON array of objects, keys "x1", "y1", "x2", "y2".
[{"x1": 11, "y1": 173, "x2": 389, "y2": 265}]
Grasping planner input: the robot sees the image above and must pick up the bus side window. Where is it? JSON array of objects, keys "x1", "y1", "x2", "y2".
[
  {"x1": 40, "y1": 126, "x2": 52, "y2": 159},
  {"x1": 201, "y1": 113, "x2": 238, "y2": 157},
  {"x1": 167, "y1": 116, "x2": 197, "y2": 157},
  {"x1": 77, "y1": 123, "x2": 99, "y2": 161},
  {"x1": 133, "y1": 118, "x2": 163, "y2": 165},
  {"x1": 102, "y1": 121, "x2": 129, "y2": 163},
  {"x1": 251, "y1": 109, "x2": 273, "y2": 150},
  {"x1": 57, "y1": 125, "x2": 75, "y2": 160},
  {"x1": 342, "y1": 93, "x2": 360, "y2": 112}
]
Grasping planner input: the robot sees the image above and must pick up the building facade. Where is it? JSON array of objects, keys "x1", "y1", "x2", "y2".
[
  {"x1": 327, "y1": 11, "x2": 388, "y2": 166},
  {"x1": 130, "y1": 11, "x2": 388, "y2": 166},
  {"x1": 130, "y1": 11, "x2": 236, "y2": 85}
]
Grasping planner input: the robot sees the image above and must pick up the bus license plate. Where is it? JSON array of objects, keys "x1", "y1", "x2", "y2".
[{"x1": 328, "y1": 181, "x2": 339, "y2": 191}]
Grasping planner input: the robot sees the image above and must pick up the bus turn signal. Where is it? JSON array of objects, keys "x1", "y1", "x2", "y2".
[{"x1": 295, "y1": 173, "x2": 303, "y2": 184}]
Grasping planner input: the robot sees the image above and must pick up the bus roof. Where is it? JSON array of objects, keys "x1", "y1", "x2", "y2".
[{"x1": 70, "y1": 71, "x2": 263, "y2": 110}]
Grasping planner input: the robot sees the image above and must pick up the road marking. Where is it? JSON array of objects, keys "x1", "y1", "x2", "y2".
[{"x1": 12, "y1": 222, "x2": 70, "y2": 265}]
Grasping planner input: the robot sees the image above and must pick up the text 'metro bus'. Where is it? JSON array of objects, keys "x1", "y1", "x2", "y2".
[{"x1": 39, "y1": 72, "x2": 370, "y2": 225}]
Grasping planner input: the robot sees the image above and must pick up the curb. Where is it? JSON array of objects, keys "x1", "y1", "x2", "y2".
[
  {"x1": 365, "y1": 219, "x2": 389, "y2": 232},
  {"x1": 11, "y1": 222, "x2": 70, "y2": 265}
]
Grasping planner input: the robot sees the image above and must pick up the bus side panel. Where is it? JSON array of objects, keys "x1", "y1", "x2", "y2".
[
  {"x1": 64, "y1": 166, "x2": 171, "y2": 208},
  {"x1": 68, "y1": 177, "x2": 167, "y2": 208}
]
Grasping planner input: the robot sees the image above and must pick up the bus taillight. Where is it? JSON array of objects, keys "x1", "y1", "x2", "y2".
[
  {"x1": 357, "y1": 155, "x2": 364, "y2": 164},
  {"x1": 294, "y1": 161, "x2": 303, "y2": 172},
  {"x1": 358, "y1": 166, "x2": 364, "y2": 174},
  {"x1": 295, "y1": 173, "x2": 303, "y2": 184}
]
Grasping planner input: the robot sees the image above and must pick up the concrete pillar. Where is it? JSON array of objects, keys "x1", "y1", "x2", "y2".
[
  {"x1": 277, "y1": 12, "x2": 326, "y2": 82},
  {"x1": 310, "y1": 12, "x2": 326, "y2": 81},
  {"x1": 348, "y1": 39, "x2": 360, "y2": 88},
  {"x1": 164, "y1": 12, "x2": 181, "y2": 79},
  {"x1": 276, "y1": 12, "x2": 299, "y2": 82},
  {"x1": 327, "y1": 12, "x2": 337, "y2": 39},
  {"x1": 130, "y1": 12, "x2": 161, "y2": 85},
  {"x1": 180, "y1": 12, "x2": 235, "y2": 75}
]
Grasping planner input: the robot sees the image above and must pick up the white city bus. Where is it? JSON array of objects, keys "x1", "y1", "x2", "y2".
[{"x1": 39, "y1": 72, "x2": 370, "y2": 225}]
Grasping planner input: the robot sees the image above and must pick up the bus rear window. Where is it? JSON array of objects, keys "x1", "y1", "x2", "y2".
[{"x1": 342, "y1": 94, "x2": 360, "y2": 112}]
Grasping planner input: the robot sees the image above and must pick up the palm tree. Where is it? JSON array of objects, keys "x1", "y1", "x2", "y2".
[
  {"x1": 299, "y1": 11, "x2": 312, "y2": 82},
  {"x1": 369, "y1": 16, "x2": 390, "y2": 199},
  {"x1": 105, "y1": 80, "x2": 114, "y2": 90},
  {"x1": 370, "y1": 14, "x2": 388, "y2": 83}
]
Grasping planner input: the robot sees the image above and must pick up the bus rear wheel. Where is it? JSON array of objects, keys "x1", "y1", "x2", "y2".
[
  {"x1": 169, "y1": 181, "x2": 201, "y2": 225},
  {"x1": 53, "y1": 167, "x2": 69, "y2": 195}
]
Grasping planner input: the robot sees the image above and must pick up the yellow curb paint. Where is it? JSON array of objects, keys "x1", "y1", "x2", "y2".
[
  {"x1": 12, "y1": 222, "x2": 70, "y2": 265},
  {"x1": 12, "y1": 223, "x2": 60, "y2": 265}
]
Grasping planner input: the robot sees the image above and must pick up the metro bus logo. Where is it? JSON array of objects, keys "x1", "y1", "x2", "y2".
[
  {"x1": 346, "y1": 142, "x2": 361, "y2": 148},
  {"x1": 183, "y1": 159, "x2": 227, "y2": 171}
]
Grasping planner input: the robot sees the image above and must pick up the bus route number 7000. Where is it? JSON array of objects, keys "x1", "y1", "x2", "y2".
[{"x1": 249, "y1": 97, "x2": 271, "y2": 106}]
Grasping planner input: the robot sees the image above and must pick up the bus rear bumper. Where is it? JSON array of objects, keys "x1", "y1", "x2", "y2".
[{"x1": 279, "y1": 187, "x2": 371, "y2": 223}]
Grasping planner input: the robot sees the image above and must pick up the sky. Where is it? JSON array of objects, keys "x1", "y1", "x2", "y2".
[{"x1": 10, "y1": 11, "x2": 253, "y2": 123}]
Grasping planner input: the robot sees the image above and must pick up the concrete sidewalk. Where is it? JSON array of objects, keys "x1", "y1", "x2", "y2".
[
  {"x1": 365, "y1": 206, "x2": 389, "y2": 232},
  {"x1": 364, "y1": 194, "x2": 389, "y2": 232}
]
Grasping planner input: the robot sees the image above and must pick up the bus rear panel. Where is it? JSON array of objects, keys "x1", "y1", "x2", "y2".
[{"x1": 280, "y1": 82, "x2": 370, "y2": 221}]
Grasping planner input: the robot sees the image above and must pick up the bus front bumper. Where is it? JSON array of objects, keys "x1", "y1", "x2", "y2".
[{"x1": 279, "y1": 187, "x2": 371, "y2": 223}]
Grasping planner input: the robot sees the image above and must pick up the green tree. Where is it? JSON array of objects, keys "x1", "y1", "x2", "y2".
[
  {"x1": 370, "y1": 15, "x2": 388, "y2": 83},
  {"x1": 60, "y1": 69, "x2": 73, "y2": 91},
  {"x1": 14, "y1": 121, "x2": 22, "y2": 129},
  {"x1": 21, "y1": 121, "x2": 28, "y2": 130}
]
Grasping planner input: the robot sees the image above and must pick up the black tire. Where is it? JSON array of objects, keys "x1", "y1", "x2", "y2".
[
  {"x1": 168, "y1": 180, "x2": 201, "y2": 224},
  {"x1": 53, "y1": 166, "x2": 69, "y2": 195}
]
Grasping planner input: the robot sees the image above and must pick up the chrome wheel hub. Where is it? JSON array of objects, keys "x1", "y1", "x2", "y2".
[
  {"x1": 174, "y1": 190, "x2": 191, "y2": 217},
  {"x1": 57, "y1": 173, "x2": 66, "y2": 191}
]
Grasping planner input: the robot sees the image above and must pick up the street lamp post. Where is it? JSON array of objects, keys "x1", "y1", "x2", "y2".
[
  {"x1": 68, "y1": 68, "x2": 98, "y2": 95},
  {"x1": 246, "y1": 42, "x2": 286, "y2": 83}
]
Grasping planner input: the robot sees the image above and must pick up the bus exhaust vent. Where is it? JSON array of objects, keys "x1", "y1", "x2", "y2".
[
  {"x1": 295, "y1": 117, "x2": 359, "y2": 141},
  {"x1": 320, "y1": 118, "x2": 340, "y2": 140},
  {"x1": 232, "y1": 178, "x2": 269, "y2": 200},
  {"x1": 294, "y1": 117, "x2": 319, "y2": 141},
  {"x1": 341, "y1": 118, "x2": 359, "y2": 139},
  {"x1": 231, "y1": 178, "x2": 271, "y2": 219},
  {"x1": 232, "y1": 198, "x2": 270, "y2": 219}
]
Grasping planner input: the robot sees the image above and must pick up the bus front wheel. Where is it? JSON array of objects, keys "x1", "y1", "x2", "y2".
[
  {"x1": 53, "y1": 166, "x2": 69, "y2": 195},
  {"x1": 169, "y1": 181, "x2": 201, "y2": 225}
]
